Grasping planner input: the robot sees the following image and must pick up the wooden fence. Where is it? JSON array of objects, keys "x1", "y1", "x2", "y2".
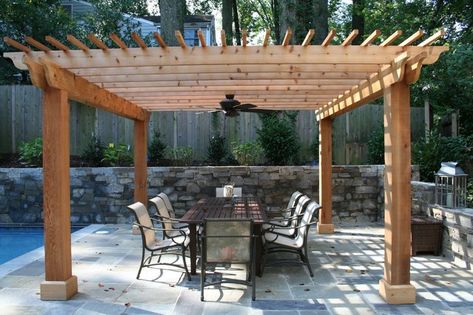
[{"x1": 0, "y1": 85, "x2": 425, "y2": 164}]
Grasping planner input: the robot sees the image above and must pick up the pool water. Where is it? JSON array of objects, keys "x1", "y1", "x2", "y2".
[{"x1": 0, "y1": 227, "x2": 81, "y2": 264}]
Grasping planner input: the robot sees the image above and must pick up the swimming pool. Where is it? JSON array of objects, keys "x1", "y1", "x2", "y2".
[{"x1": 0, "y1": 227, "x2": 82, "y2": 264}]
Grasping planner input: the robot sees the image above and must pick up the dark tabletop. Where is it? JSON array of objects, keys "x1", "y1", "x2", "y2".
[{"x1": 180, "y1": 197, "x2": 266, "y2": 224}]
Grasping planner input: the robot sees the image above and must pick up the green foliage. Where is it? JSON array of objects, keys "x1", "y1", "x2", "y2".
[
  {"x1": 167, "y1": 147, "x2": 193, "y2": 166},
  {"x1": 148, "y1": 131, "x2": 167, "y2": 165},
  {"x1": 367, "y1": 127, "x2": 385, "y2": 164},
  {"x1": 18, "y1": 138, "x2": 42, "y2": 167},
  {"x1": 257, "y1": 112, "x2": 300, "y2": 165},
  {"x1": 412, "y1": 132, "x2": 473, "y2": 182},
  {"x1": 467, "y1": 179, "x2": 473, "y2": 207},
  {"x1": 80, "y1": 136, "x2": 105, "y2": 166},
  {"x1": 207, "y1": 135, "x2": 227, "y2": 165},
  {"x1": 231, "y1": 142, "x2": 264, "y2": 166},
  {"x1": 102, "y1": 143, "x2": 133, "y2": 167},
  {"x1": 310, "y1": 131, "x2": 319, "y2": 161}
]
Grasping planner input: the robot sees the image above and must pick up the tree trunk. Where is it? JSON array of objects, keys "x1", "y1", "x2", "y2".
[
  {"x1": 272, "y1": 0, "x2": 281, "y2": 44},
  {"x1": 295, "y1": 0, "x2": 313, "y2": 44},
  {"x1": 313, "y1": 0, "x2": 328, "y2": 44},
  {"x1": 233, "y1": 0, "x2": 241, "y2": 45},
  {"x1": 222, "y1": 0, "x2": 233, "y2": 45},
  {"x1": 159, "y1": 0, "x2": 185, "y2": 47},
  {"x1": 278, "y1": 0, "x2": 296, "y2": 44},
  {"x1": 352, "y1": 0, "x2": 365, "y2": 45}
]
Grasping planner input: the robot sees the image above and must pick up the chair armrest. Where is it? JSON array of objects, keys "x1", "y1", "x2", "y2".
[
  {"x1": 294, "y1": 221, "x2": 318, "y2": 229},
  {"x1": 151, "y1": 216, "x2": 185, "y2": 224}
]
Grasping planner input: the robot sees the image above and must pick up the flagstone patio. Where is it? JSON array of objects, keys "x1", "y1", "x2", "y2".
[{"x1": 0, "y1": 224, "x2": 472, "y2": 315}]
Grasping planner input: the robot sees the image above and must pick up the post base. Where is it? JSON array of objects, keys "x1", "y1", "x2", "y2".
[
  {"x1": 40, "y1": 275, "x2": 78, "y2": 300},
  {"x1": 379, "y1": 278, "x2": 416, "y2": 304},
  {"x1": 317, "y1": 223, "x2": 334, "y2": 234}
]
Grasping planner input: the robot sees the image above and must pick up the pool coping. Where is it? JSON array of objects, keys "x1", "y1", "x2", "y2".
[{"x1": 0, "y1": 224, "x2": 105, "y2": 278}]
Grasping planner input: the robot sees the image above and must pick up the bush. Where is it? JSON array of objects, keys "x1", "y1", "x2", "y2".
[
  {"x1": 257, "y1": 112, "x2": 300, "y2": 165},
  {"x1": 207, "y1": 135, "x2": 226, "y2": 165},
  {"x1": 80, "y1": 135, "x2": 105, "y2": 166},
  {"x1": 148, "y1": 131, "x2": 167, "y2": 165},
  {"x1": 18, "y1": 138, "x2": 42, "y2": 166},
  {"x1": 167, "y1": 147, "x2": 193, "y2": 166},
  {"x1": 413, "y1": 132, "x2": 472, "y2": 181},
  {"x1": 102, "y1": 143, "x2": 133, "y2": 166},
  {"x1": 367, "y1": 127, "x2": 384, "y2": 164},
  {"x1": 232, "y1": 142, "x2": 264, "y2": 166}
]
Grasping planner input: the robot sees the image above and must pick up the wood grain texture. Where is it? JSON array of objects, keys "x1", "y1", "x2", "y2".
[
  {"x1": 134, "y1": 119, "x2": 148, "y2": 204},
  {"x1": 42, "y1": 87, "x2": 72, "y2": 281},
  {"x1": 383, "y1": 81, "x2": 412, "y2": 285},
  {"x1": 318, "y1": 118, "x2": 332, "y2": 225}
]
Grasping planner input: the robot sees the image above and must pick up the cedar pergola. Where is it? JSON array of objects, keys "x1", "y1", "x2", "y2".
[{"x1": 3, "y1": 28, "x2": 447, "y2": 304}]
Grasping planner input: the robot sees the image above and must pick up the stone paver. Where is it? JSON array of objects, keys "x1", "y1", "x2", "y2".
[{"x1": 0, "y1": 224, "x2": 472, "y2": 314}]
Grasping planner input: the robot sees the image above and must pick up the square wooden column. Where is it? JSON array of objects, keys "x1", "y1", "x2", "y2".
[
  {"x1": 379, "y1": 80, "x2": 416, "y2": 304},
  {"x1": 40, "y1": 87, "x2": 77, "y2": 300},
  {"x1": 134, "y1": 119, "x2": 148, "y2": 204},
  {"x1": 317, "y1": 118, "x2": 334, "y2": 234}
]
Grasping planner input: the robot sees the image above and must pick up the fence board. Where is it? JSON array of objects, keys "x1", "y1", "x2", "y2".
[{"x1": 0, "y1": 85, "x2": 425, "y2": 164}]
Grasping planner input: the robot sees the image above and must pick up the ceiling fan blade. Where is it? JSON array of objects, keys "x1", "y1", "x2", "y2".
[
  {"x1": 240, "y1": 108, "x2": 278, "y2": 114},
  {"x1": 234, "y1": 103, "x2": 257, "y2": 110}
]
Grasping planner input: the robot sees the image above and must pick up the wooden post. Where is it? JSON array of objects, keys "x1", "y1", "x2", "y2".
[
  {"x1": 379, "y1": 81, "x2": 416, "y2": 304},
  {"x1": 317, "y1": 117, "x2": 334, "y2": 234},
  {"x1": 40, "y1": 87, "x2": 78, "y2": 300},
  {"x1": 134, "y1": 119, "x2": 148, "y2": 204}
]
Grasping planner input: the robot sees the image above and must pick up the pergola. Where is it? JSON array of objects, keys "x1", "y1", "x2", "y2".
[{"x1": 3, "y1": 28, "x2": 447, "y2": 304}]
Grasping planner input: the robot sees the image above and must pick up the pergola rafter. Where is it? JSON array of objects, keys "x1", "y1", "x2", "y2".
[{"x1": 3, "y1": 28, "x2": 447, "y2": 305}]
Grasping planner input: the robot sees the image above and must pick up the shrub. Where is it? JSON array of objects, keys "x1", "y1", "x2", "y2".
[
  {"x1": 232, "y1": 142, "x2": 264, "y2": 166},
  {"x1": 148, "y1": 130, "x2": 167, "y2": 165},
  {"x1": 367, "y1": 127, "x2": 384, "y2": 164},
  {"x1": 257, "y1": 112, "x2": 300, "y2": 165},
  {"x1": 80, "y1": 135, "x2": 105, "y2": 166},
  {"x1": 18, "y1": 138, "x2": 42, "y2": 166},
  {"x1": 102, "y1": 143, "x2": 133, "y2": 166},
  {"x1": 167, "y1": 147, "x2": 193, "y2": 166},
  {"x1": 412, "y1": 132, "x2": 472, "y2": 181},
  {"x1": 207, "y1": 135, "x2": 226, "y2": 165}
]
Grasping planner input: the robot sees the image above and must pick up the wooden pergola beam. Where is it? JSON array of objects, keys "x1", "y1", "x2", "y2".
[
  {"x1": 282, "y1": 28, "x2": 293, "y2": 46},
  {"x1": 110, "y1": 33, "x2": 128, "y2": 49},
  {"x1": 341, "y1": 29, "x2": 359, "y2": 46},
  {"x1": 263, "y1": 29, "x2": 271, "y2": 47},
  {"x1": 242, "y1": 29, "x2": 248, "y2": 47},
  {"x1": 131, "y1": 32, "x2": 147, "y2": 49},
  {"x1": 66, "y1": 35, "x2": 89, "y2": 52},
  {"x1": 318, "y1": 117, "x2": 334, "y2": 234},
  {"x1": 321, "y1": 30, "x2": 336, "y2": 46},
  {"x1": 315, "y1": 52, "x2": 410, "y2": 120},
  {"x1": 87, "y1": 34, "x2": 108, "y2": 51},
  {"x1": 302, "y1": 29, "x2": 315, "y2": 46},
  {"x1": 3, "y1": 37, "x2": 31, "y2": 53},
  {"x1": 418, "y1": 30, "x2": 445, "y2": 47},
  {"x1": 25, "y1": 36, "x2": 51, "y2": 52},
  {"x1": 33, "y1": 58, "x2": 149, "y2": 121},
  {"x1": 380, "y1": 30, "x2": 403, "y2": 47},
  {"x1": 360, "y1": 30, "x2": 381, "y2": 46},
  {"x1": 153, "y1": 32, "x2": 167, "y2": 48},
  {"x1": 5, "y1": 46, "x2": 447, "y2": 70},
  {"x1": 399, "y1": 30, "x2": 424, "y2": 47},
  {"x1": 175, "y1": 30, "x2": 187, "y2": 48}
]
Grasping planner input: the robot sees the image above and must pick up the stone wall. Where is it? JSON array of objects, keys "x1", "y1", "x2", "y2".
[{"x1": 0, "y1": 165, "x2": 389, "y2": 225}]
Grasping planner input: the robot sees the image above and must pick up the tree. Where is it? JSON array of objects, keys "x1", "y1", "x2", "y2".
[
  {"x1": 222, "y1": 0, "x2": 234, "y2": 45},
  {"x1": 159, "y1": 0, "x2": 186, "y2": 46},
  {"x1": 351, "y1": 0, "x2": 364, "y2": 45},
  {"x1": 313, "y1": 0, "x2": 328, "y2": 44},
  {"x1": 233, "y1": 0, "x2": 242, "y2": 46}
]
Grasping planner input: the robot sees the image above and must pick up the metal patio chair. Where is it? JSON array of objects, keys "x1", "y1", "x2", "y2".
[
  {"x1": 200, "y1": 218, "x2": 256, "y2": 301},
  {"x1": 127, "y1": 202, "x2": 191, "y2": 281},
  {"x1": 266, "y1": 191, "x2": 304, "y2": 219},
  {"x1": 149, "y1": 195, "x2": 190, "y2": 240},
  {"x1": 261, "y1": 200, "x2": 321, "y2": 277}
]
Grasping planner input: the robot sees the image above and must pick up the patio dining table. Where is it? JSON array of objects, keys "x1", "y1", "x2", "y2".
[{"x1": 180, "y1": 197, "x2": 267, "y2": 275}]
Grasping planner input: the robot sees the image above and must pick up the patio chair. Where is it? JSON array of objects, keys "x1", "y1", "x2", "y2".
[
  {"x1": 266, "y1": 191, "x2": 304, "y2": 219},
  {"x1": 216, "y1": 187, "x2": 242, "y2": 197},
  {"x1": 200, "y1": 218, "x2": 256, "y2": 301},
  {"x1": 127, "y1": 202, "x2": 191, "y2": 281},
  {"x1": 149, "y1": 196, "x2": 189, "y2": 240},
  {"x1": 262, "y1": 194, "x2": 311, "y2": 237},
  {"x1": 261, "y1": 200, "x2": 321, "y2": 277}
]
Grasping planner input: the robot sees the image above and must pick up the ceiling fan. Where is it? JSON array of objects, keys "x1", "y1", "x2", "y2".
[{"x1": 215, "y1": 94, "x2": 275, "y2": 117}]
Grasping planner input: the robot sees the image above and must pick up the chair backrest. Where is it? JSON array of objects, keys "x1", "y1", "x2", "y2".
[
  {"x1": 295, "y1": 201, "x2": 321, "y2": 245},
  {"x1": 149, "y1": 196, "x2": 173, "y2": 232},
  {"x1": 216, "y1": 187, "x2": 243, "y2": 198},
  {"x1": 203, "y1": 219, "x2": 253, "y2": 264},
  {"x1": 127, "y1": 202, "x2": 155, "y2": 249},
  {"x1": 157, "y1": 192, "x2": 176, "y2": 219},
  {"x1": 284, "y1": 191, "x2": 304, "y2": 219}
]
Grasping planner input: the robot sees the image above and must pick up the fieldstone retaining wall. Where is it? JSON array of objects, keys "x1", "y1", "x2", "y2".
[{"x1": 0, "y1": 165, "x2": 394, "y2": 225}]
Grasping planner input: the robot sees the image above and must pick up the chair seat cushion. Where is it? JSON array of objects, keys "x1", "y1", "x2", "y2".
[
  {"x1": 263, "y1": 231, "x2": 303, "y2": 248},
  {"x1": 149, "y1": 235, "x2": 190, "y2": 250}
]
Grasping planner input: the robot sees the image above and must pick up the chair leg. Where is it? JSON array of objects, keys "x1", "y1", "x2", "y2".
[
  {"x1": 182, "y1": 247, "x2": 191, "y2": 281},
  {"x1": 200, "y1": 249, "x2": 205, "y2": 301},
  {"x1": 137, "y1": 247, "x2": 147, "y2": 279},
  {"x1": 302, "y1": 246, "x2": 314, "y2": 277},
  {"x1": 252, "y1": 241, "x2": 256, "y2": 301}
]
